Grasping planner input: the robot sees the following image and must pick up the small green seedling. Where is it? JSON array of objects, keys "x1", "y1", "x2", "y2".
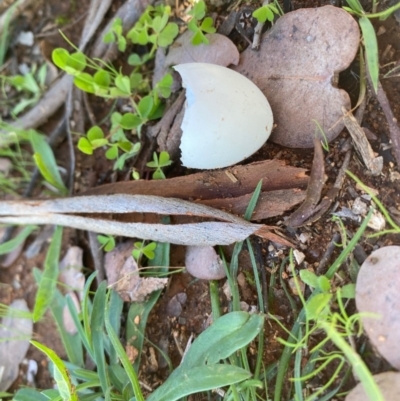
[
  {"x1": 132, "y1": 241, "x2": 157, "y2": 263},
  {"x1": 97, "y1": 234, "x2": 116, "y2": 252},
  {"x1": 77, "y1": 124, "x2": 141, "y2": 170},
  {"x1": 103, "y1": 18, "x2": 127, "y2": 52},
  {"x1": 126, "y1": 5, "x2": 179, "y2": 61},
  {"x1": 146, "y1": 151, "x2": 172, "y2": 180},
  {"x1": 2, "y1": 64, "x2": 47, "y2": 116},
  {"x1": 252, "y1": 3, "x2": 281, "y2": 23},
  {"x1": 300, "y1": 269, "x2": 355, "y2": 320},
  {"x1": 187, "y1": 0, "x2": 216, "y2": 45}
]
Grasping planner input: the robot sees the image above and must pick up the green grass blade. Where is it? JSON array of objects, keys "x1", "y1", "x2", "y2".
[
  {"x1": 127, "y1": 240, "x2": 170, "y2": 371},
  {"x1": 31, "y1": 340, "x2": 78, "y2": 401},
  {"x1": 107, "y1": 289, "x2": 124, "y2": 365},
  {"x1": 30, "y1": 131, "x2": 67, "y2": 194},
  {"x1": 359, "y1": 16, "x2": 379, "y2": 94},
  {"x1": 274, "y1": 211, "x2": 372, "y2": 401},
  {"x1": 147, "y1": 364, "x2": 251, "y2": 401},
  {"x1": 319, "y1": 321, "x2": 384, "y2": 401},
  {"x1": 90, "y1": 281, "x2": 110, "y2": 394},
  {"x1": 33, "y1": 226, "x2": 63, "y2": 322},
  {"x1": 65, "y1": 294, "x2": 95, "y2": 361},
  {"x1": 344, "y1": 0, "x2": 364, "y2": 13},
  {"x1": 105, "y1": 294, "x2": 145, "y2": 401},
  {"x1": 81, "y1": 272, "x2": 97, "y2": 351},
  {"x1": 0, "y1": 225, "x2": 37, "y2": 255},
  {"x1": 32, "y1": 268, "x2": 84, "y2": 367},
  {"x1": 244, "y1": 179, "x2": 262, "y2": 221}
]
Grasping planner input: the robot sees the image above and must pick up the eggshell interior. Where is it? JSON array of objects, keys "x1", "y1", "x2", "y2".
[{"x1": 174, "y1": 63, "x2": 273, "y2": 169}]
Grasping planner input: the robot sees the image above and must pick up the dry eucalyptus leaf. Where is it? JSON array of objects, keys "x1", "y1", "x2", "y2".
[
  {"x1": 356, "y1": 246, "x2": 400, "y2": 369},
  {"x1": 233, "y1": 6, "x2": 360, "y2": 148},
  {"x1": 105, "y1": 243, "x2": 167, "y2": 302},
  {"x1": 345, "y1": 371, "x2": 400, "y2": 401},
  {"x1": 185, "y1": 246, "x2": 226, "y2": 280},
  {"x1": 0, "y1": 299, "x2": 33, "y2": 391},
  {"x1": 153, "y1": 31, "x2": 239, "y2": 88},
  {"x1": 0, "y1": 195, "x2": 261, "y2": 246}
]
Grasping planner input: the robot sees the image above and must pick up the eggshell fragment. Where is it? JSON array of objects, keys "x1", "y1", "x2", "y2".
[
  {"x1": 174, "y1": 63, "x2": 273, "y2": 169},
  {"x1": 355, "y1": 246, "x2": 400, "y2": 369}
]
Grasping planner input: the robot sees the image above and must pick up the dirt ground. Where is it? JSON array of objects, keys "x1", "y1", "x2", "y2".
[{"x1": 1, "y1": 0, "x2": 400, "y2": 399}]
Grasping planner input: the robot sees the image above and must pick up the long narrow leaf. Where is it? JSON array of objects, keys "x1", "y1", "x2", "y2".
[
  {"x1": 182, "y1": 312, "x2": 263, "y2": 369},
  {"x1": 33, "y1": 268, "x2": 84, "y2": 367},
  {"x1": 13, "y1": 388, "x2": 48, "y2": 401},
  {"x1": 90, "y1": 281, "x2": 110, "y2": 393},
  {"x1": 65, "y1": 294, "x2": 95, "y2": 361},
  {"x1": 107, "y1": 290, "x2": 124, "y2": 365},
  {"x1": 0, "y1": 225, "x2": 37, "y2": 255},
  {"x1": 105, "y1": 296, "x2": 145, "y2": 401},
  {"x1": 30, "y1": 131, "x2": 67, "y2": 194},
  {"x1": 359, "y1": 16, "x2": 379, "y2": 94},
  {"x1": 33, "y1": 226, "x2": 63, "y2": 322},
  {"x1": 147, "y1": 364, "x2": 251, "y2": 401},
  {"x1": 31, "y1": 340, "x2": 78, "y2": 401},
  {"x1": 127, "y1": 240, "x2": 170, "y2": 370}
]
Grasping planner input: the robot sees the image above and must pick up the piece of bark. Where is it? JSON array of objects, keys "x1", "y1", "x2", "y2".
[
  {"x1": 82, "y1": 160, "x2": 308, "y2": 220},
  {"x1": 286, "y1": 139, "x2": 325, "y2": 227},
  {"x1": 200, "y1": 188, "x2": 306, "y2": 220},
  {"x1": 83, "y1": 159, "x2": 308, "y2": 199},
  {"x1": 343, "y1": 108, "x2": 383, "y2": 176},
  {"x1": 303, "y1": 149, "x2": 352, "y2": 226}
]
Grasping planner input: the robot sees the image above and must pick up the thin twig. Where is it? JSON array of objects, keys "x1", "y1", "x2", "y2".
[
  {"x1": 342, "y1": 107, "x2": 383, "y2": 176},
  {"x1": 366, "y1": 63, "x2": 400, "y2": 168},
  {"x1": 316, "y1": 231, "x2": 341, "y2": 275},
  {"x1": 252, "y1": 0, "x2": 269, "y2": 50},
  {"x1": 286, "y1": 138, "x2": 325, "y2": 227}
]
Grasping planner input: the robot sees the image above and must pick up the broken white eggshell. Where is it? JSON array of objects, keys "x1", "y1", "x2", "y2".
[{"x1": 174, "y1": 63, "x2": 273, "y2": 169}]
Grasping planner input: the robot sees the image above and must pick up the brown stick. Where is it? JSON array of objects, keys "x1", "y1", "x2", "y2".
[
  {"x1": 342, "y1": 107, "x2": 383, "y2": 176},
  {"x1": 366, "y1": 65, "x2": 400, "y2": 168},
  {"x1": 286, "y1": 138, "x2": 325, "y2": 227}
]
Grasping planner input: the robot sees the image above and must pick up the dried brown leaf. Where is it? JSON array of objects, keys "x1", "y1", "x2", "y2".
[
  {"x1": 233, "y1": 6, "x2": 360, "y2": 148},
  {"x1": 105, "y1": 243, "x2": 167, "y2": 302}
]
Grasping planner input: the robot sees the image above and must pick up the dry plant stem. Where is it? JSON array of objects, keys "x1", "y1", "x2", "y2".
[
  {"x1": 342, "y1": 107, "x2": 383, "y2": 176},
  {"x1": 92, "y1": 0, "x2": 154, "y2": 60},
  {"x1": 316, "y1": 231, "x2": 341, "y2": 275},
  {"x1": 0, "y1": 215, "x2": 261, "y2": 246},
  {"x1": 366, "y1": 62, "x2": 400, "y2": 167},
  {"x1": 252, "y1": 0, "x2": 269, "y2": 50},
  {"x1": 79, "y1": 0, "x2": 112, "y2": 51},
  {"x1": 375, "y1": 80, "x2": 400, "y2": 167},
  {"x1": 286, "y1": 138, "x2": 325, "y2": 227},
  {"x1": 147, "y1": 91, "x2": 185, "y2": 150},
  {"x1": 303, "y1": 149, "x2": 352, "y2": 225}
]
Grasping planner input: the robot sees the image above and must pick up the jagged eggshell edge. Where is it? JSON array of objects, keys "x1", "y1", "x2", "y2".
[{"x1": 174, "y1": 63, "x2": 273, "y2": 169}]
